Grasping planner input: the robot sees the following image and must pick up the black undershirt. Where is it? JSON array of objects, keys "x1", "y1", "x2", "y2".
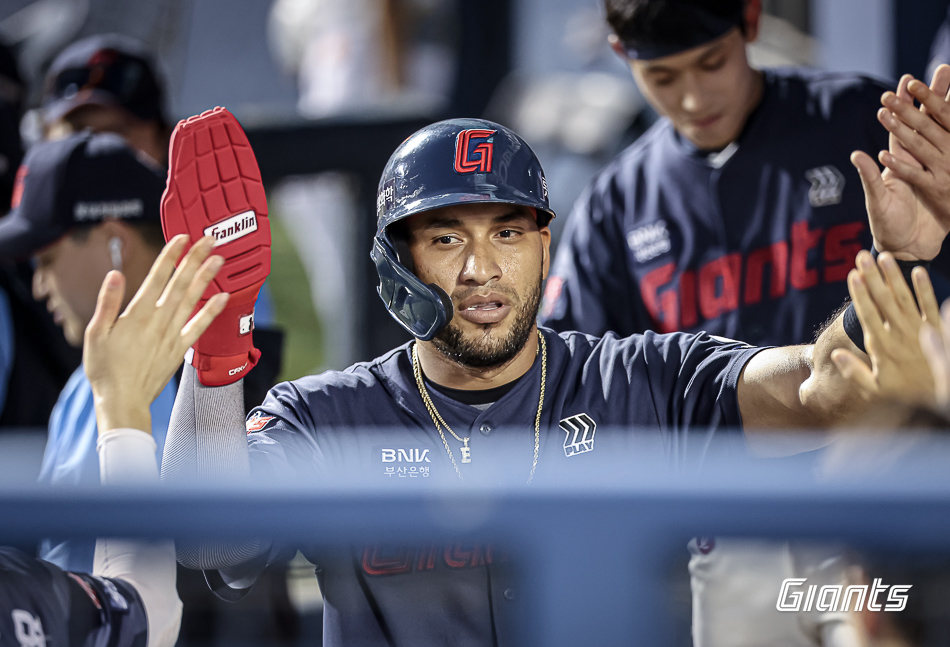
[{"x1": 426, "y1": 373, "x2": 526, "y2": 406}]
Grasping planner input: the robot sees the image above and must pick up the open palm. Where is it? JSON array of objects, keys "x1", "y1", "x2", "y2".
[{"x1": 855, "y1": 68, "x2": 950, "y2": 261}]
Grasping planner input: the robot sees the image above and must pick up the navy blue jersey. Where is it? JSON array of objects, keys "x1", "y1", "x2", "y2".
[
  {"x1": 235, "y1": 328, "x2": 761, "y2": 647},
  {"x1": 0, "y1": 547, "x2": 148, "y2": 647},
  {"x1": 540, "y1": 68, "x2": 892, "y2": 345}
]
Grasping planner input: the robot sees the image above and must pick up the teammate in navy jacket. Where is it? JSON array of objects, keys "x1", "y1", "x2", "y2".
[
  {"x1": 146, "y1": 111, "x2": 947, "y2": 647},
  {"x1": 540, "y1": 0, "x2": 894, "y2": 345},
  {"x1": 539, "y1": 2, "x2": 945, "y2": 645}
]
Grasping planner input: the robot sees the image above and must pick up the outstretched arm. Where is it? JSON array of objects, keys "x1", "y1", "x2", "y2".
[
  {"x1": 736, "y1": 304, "x2": 864, "y2": 431},
  {"x1": 86, "y1": 234, "x2": 226, "y2": 647},
  {"x1": 738, "y1": 68, "x2": 950, "y2": 431},
  {"x1": 738, "y1": 253, "x2": 931, "y2": 430}
]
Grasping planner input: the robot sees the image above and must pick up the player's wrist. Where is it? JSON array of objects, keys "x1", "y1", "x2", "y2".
[
  {"x1": 870, "y1": 243, "x2": 932, "y2": 270},
  {"x1": 93, "y1": 394, "x2": 152, "y2": 436},
  {"x1": 842, "y1": 244, "x2": 932, "y2": 353},
  {"x1": 871, "y1": 237, "x2": 937, "y2": 262}
]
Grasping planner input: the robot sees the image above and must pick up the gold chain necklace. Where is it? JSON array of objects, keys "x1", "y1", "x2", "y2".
[{"x1": 411, "y1": 329, "x2": 547, "y2": 483}]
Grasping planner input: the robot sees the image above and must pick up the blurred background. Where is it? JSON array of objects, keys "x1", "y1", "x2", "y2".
[
  {"x1": 3, "y1": 0, "x2": 945, "y2": 386},
  {"x1": 3, "y1": 0, "x2": 950, "y2": 644}
]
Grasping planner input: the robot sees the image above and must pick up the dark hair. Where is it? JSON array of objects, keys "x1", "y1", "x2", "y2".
[{"x1": 604, "y1": 0, "x2": 746, "y2": 47}]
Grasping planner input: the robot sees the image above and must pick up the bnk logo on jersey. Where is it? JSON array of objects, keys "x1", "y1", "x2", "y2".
[
  {"x1": 381, "y1": 448, "x2": 432, "y2": 463},
  {"x1": 560, "y1": 413, "x2": 596, "y2": 457},
  {"x1": 454, "y1": 129, "x2": 495, "y2": 174}
]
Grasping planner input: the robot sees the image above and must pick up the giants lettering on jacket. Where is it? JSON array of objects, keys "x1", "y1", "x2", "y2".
[
  {"x1": 640, "y1": 220, "x2": 863, "y2": 332},
  {"x1": 362, "y1": 543, "x2": 507, "y2": 576}
]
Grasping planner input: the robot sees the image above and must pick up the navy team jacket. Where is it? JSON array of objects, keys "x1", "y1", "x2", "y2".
[
  {"x1": 541, "y1": 68, "x2": 897, "y2": 345},
  {"x1": 225, "y1": 329, "x2": 762, "y2": 647}
]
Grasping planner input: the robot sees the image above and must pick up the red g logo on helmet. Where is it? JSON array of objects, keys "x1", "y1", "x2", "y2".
[{"x1": 454, "y1": 129, "x2": 496, "y2": 174}]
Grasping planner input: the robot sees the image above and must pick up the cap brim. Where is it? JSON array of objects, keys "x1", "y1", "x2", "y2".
[
  {"x1": 0, "y1": 208, "x2": 67, "y2": 260},
  {"x1": 42, "y1": 89, "x2": 123, "y2": 126}
]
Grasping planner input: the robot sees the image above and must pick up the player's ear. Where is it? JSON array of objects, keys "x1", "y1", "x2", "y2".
[
  {"x1": 100, "y1": 219, "x2": 133, "y2": 247},
  {"x1": 742, "y1": 0, "x2": 762, "y2": 43},
  {"x1": 540, "y1": 226, "x2": 551, "y2": 280},
  {"x1": 607, "y1": 33, "x2": 628, "y2": 60}
]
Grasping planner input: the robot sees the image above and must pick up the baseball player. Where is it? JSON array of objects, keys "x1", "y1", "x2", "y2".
[
  {"x1": 0, "y1": 235, "x2": 228, "y2": 647},
  {"x1": 41, "y1": 34, "x2": 170, "y2": 166},
  {"x1": 0, "y1": 132, "x2": 177, "y2": 574},
  {"x1": 537, "y1": 1, "x2": 941, "y2": 643},
  {"x1": 540, "y1": 0, "x2": 900, "y2": 344},
  {"x1": 115, "y1": 107, "x2": 937, "y2": 646}
]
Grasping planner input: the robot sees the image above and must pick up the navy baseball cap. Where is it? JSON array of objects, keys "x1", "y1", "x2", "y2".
[
  {"x1": 42, "y1": 34, "x2": 166, "y2": 126},
  {"x1": 0, "y1": 131, "x2": 165, "y2": 259},
  {"x1": 610, "y1": 0, "x2": 746, "y2": 60}
]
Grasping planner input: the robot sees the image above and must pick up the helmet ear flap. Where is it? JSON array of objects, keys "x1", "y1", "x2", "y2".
[{"x1": 371, "y1": 236, "x2": 453, "y2": 341}]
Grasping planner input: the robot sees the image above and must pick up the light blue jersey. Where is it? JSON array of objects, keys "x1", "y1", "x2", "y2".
[{"x1": 37, "y1": 365, "x2": 176, "y2": 573}]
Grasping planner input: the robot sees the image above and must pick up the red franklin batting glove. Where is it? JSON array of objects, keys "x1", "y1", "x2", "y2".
[{"x1": 161, "y1": 107, "x2": 271, "y2": 386}]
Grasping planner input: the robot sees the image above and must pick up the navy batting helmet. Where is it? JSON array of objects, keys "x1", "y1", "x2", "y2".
[{"x1": 372, "y1": 118, "x2": 554, "y2": 340}]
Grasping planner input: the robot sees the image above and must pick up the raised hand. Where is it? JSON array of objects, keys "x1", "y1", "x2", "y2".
[
  {"x1": 831, "y1": 251, "x2": 941, "y2": 408},
  {"x1": 84, "y1": 235, "x2": 228, "y2": 433},
  {"x1": 852, "y1": 65, "x2": 950, "y2": 261},
  {"x1": 850, "y1": 74, "x2": 942, "y2": 261}
]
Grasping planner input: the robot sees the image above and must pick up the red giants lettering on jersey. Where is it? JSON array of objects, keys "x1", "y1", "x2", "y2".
[
  {"x1": 454, "y1": 129, "x2": 495, "y2": 174},
  {"x1": 639, "y1": 220, "x2": 864, "y2": 332},
  {"x1": 362, "y1": 543, "x2": 508, "y2": 576}
]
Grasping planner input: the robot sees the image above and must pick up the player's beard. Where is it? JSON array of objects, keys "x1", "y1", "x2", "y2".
[{"x1": 432, "y1": 273, "x2": 542, "y2": 369}]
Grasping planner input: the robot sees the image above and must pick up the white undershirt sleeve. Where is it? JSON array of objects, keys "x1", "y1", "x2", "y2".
[{"x1": 95, "y1": 428, "x2": 183, "y2": 647}]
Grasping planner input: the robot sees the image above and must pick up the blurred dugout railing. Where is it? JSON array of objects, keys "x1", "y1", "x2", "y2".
[{"x1": 2, "y1": 432, "x2": 950, "y2": 645}]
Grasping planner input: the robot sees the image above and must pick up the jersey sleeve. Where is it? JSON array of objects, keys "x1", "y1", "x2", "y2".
[
  {"x1": 636, "y1": 331, "x2": 763, "y2": 436},
  {"x1": 244, "y1": 379, "x2": 329, "y2": 480},
  {"x1": 540, "y1": 180, "x2": 644, "y2": 336},
  {"x1": 0, "y1": 548, "x2": 150, "y2": 647},
  {"x1": 69, "y1": 572, "x2": 152, "y2": 647}
]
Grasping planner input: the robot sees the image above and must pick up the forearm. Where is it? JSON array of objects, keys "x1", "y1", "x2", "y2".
[
  {"x1": 741, "y1": 310, "x2": 874, "y2": 430},
  {"x1": 161, "y1": 363, "x2": 250, "y2": 483},
  {"x1": 161, "y1": 364, "x2": 265, "y2": 571},
  {"x1": 96, "y1": 429, "x2": 182, "y2": 647},
  {"x1": 742, "y1": 304, "x2": 917, "y2": 432}
]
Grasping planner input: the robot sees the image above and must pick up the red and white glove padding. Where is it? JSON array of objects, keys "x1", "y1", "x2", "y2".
[{"x1": 161, "y1": 107, "x2": 271, "y2": 386}]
